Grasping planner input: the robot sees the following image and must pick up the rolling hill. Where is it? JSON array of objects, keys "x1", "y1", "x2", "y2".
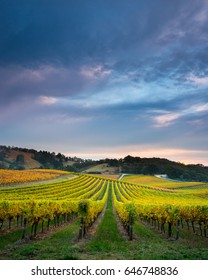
[{"x1": 0, "y1": 145, "x2": 208, "y2": 182}]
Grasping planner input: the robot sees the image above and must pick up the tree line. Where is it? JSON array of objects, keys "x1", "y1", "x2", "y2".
[{"x1": 0, "y1": 146, "x2": 208, "y2": 181}]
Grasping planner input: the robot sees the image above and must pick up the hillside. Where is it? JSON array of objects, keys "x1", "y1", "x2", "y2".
[
  {"x1": 0, "y1": 145, "x2": 74, "y2": 170},
  {"x1": 0, "y1": 145, "x2": 208, "y2": 181},
  {"x1": 82, "y1": 163, "x2": 119, "y2": 175},
  {"x1": 118, "y1": 155, "x2": 208, "y2": 182},
  {"x1": 2, "y1": 149, "x2": 41, "y2": 169}
]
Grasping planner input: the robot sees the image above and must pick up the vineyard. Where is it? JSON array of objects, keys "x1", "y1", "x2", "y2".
[
  {"x1": 0, "y1": 169, "x2": 70, "y2": 185},
  {"x1": 0, "y1": 170, "x2": 208, "y2": 259}
]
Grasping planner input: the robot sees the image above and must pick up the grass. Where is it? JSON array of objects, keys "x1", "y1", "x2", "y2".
[
  {"x1": 0, "y1": 228, "x2": 23, "y2": 251},
  {"x1": 132, "y1": 221, "x2": 208, "y2": 260},
  {"x1": 83, "y1": 163, "x2": 119, "y2": 174},
  {"x1": 0, "y1": 220, "x2": 81, "y2": 260}
]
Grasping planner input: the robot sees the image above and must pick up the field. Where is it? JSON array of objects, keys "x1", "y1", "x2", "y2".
[
  {"x1": 0, "y1": 169, "x2": 70, "y2": 185},
  {"x1": 121, "y1": 175, "x2": 206, "y2": 189},
  {"x1": 0, "y1": 170, "x2": 208, "y2": 260},
  {"x1": 83, "y1": 163, "x2": 119, "y2": 174}
]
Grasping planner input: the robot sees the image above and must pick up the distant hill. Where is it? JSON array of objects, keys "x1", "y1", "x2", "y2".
[
  {"x1": 0, "y1": 145, "x2": 76, "y2": 170},
  {"x1": 0, "y1": 145, "x2": 208, "y2": 182},
  {"x1": 118, "y1": 155, "x2": 208, "y2": 182},
  {"x1": 82, "y1": 163, "x2": 119, "y2": 175}
]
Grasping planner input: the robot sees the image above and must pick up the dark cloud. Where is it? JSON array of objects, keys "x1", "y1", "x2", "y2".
[
  {"x1": 0, "y1": 0, "x2": 208, "y2": 164},
  {"x1": 0, "y1": 0, "x2": 205, "y2": 66}
]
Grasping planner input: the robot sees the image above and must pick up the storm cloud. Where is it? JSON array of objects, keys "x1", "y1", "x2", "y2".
[{"x1": 0, "y1": 0, "x2": 208, "y2": 164}]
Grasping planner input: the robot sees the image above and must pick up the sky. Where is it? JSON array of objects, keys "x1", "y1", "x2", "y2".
[{"x1": 0, "y1": 0, "x2": 208, "y2": 165}]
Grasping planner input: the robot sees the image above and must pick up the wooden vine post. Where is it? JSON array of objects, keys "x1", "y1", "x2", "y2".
[
  {"x1": 129, "y1": 215, "x2": 133, "y2": 241},
  {"x1": 79, "y1": 216, "x2": 84, "y2": 240},
  {"x1": 168, "y1": 222, "x2": 172, "y2": 238},
  {"x1": 175, "y1": 219, "x2": 180, "y2": 240},
  {"x1": 125, "y1": 203, "x2": 137, "y2": 241},
  {"x1": 78, "y1": 200, "x2": 90, "y2": 240},
  {"x1": 21, "y1": 217, "x2": 27, "y2": 239}
]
